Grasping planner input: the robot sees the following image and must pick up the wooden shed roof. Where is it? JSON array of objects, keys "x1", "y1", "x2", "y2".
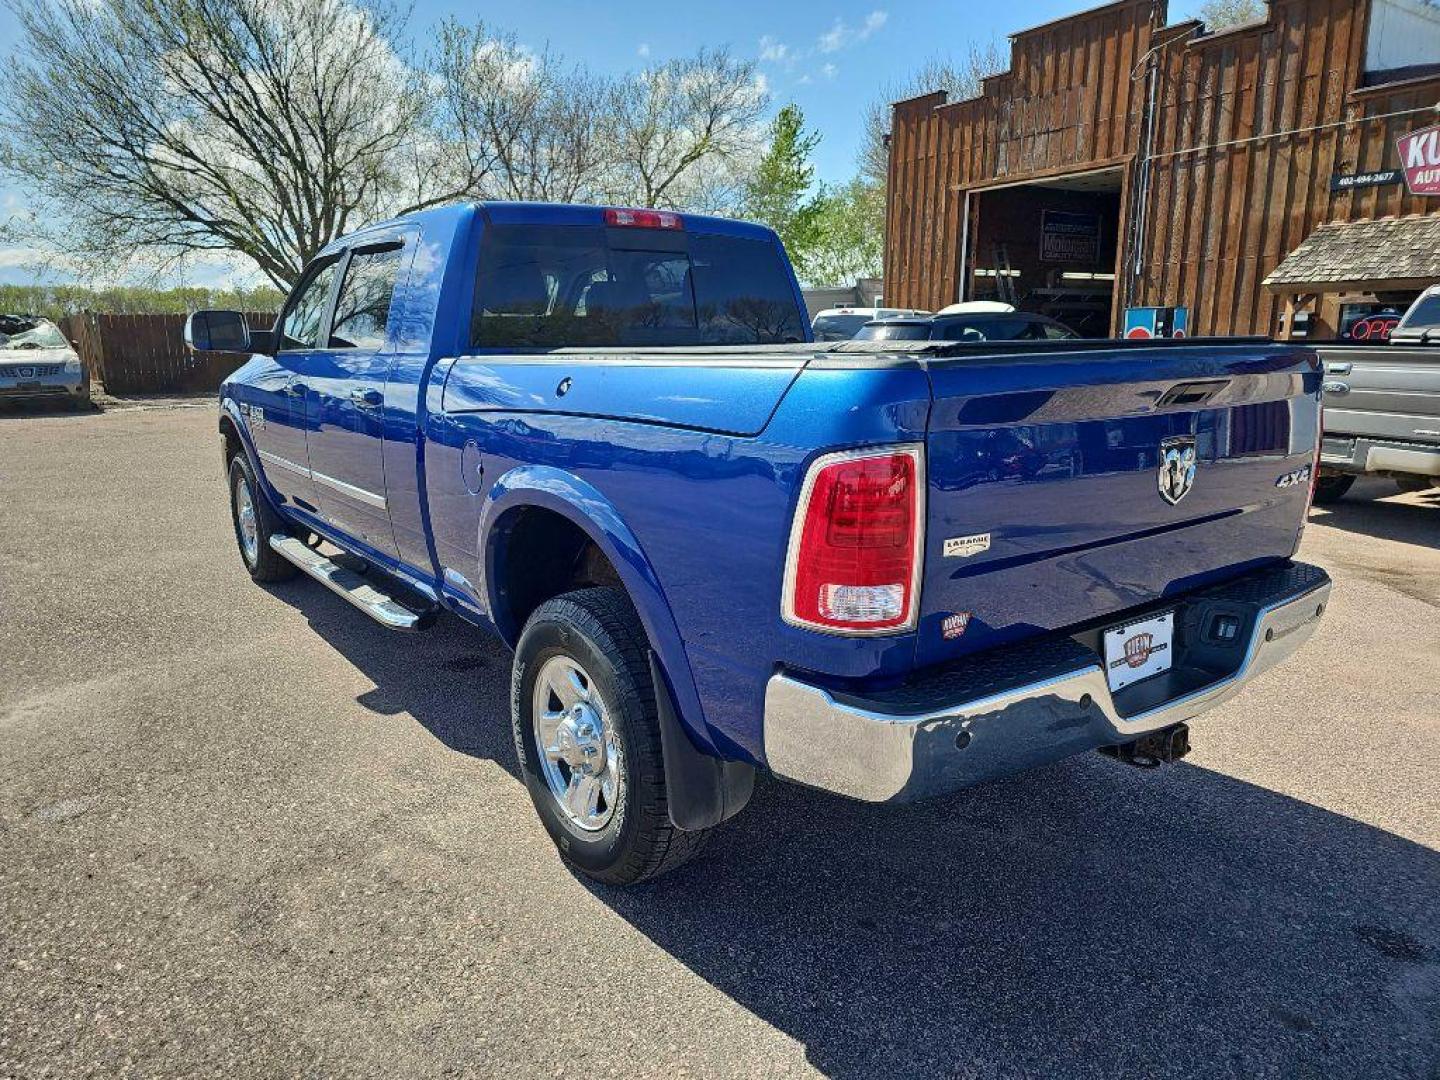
[{"x1": 1264, "y1": 214, "x2": 1440, "y2": 293}]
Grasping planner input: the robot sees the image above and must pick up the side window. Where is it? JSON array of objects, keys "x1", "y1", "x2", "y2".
[
  {"x1": 1402, "y1": 293, "x2": 1440, "y2": 331},
  {"x1": 280, "y1": 259, "x2": 340, "y2": 350},
  {"x1": 330, "y1": 244, "x2": 403, "y2": 349}
]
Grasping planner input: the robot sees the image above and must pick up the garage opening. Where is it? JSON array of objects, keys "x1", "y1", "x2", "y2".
[{"x1": 963, "y1": 167, "x2": 1124, "y2": 338}]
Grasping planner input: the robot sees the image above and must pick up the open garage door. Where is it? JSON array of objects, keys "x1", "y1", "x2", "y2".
[{"x1": 962, "y1": 167, "x2": 1124, "y2": 338}]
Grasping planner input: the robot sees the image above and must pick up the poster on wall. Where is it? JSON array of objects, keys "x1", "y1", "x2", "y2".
[
  {"x1": 1040, "y1": 211, "x2": 1101, "y2": 263},
  {"x1": 1397, "y1": 123, "x2": 1440, "y2": 196}
]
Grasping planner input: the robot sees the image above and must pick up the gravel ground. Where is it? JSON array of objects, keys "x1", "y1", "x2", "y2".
[{"x1": 1, "y1": 405, "x2": 1437, "y2": 1079}]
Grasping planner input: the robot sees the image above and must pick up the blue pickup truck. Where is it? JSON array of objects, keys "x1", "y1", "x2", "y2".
[{"x1": 190, "y1": 202, "x2": 1331, "y2": 884}]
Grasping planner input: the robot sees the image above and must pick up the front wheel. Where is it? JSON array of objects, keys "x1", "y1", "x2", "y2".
[
  {"x1": 228, "y1": 453, "x2": 297, "y2": 583},
  {"x1": 511, "y1": 587, "x2": 707, "y2": 885}
]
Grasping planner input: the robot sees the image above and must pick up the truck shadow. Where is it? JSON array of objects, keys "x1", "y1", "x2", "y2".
[
  {"x1": 1308, "y1": 478, "x2": 1440, "y2": 549},
  {"x1": 267, "y1": 580, "x2": 1440, "y2": 1078}
]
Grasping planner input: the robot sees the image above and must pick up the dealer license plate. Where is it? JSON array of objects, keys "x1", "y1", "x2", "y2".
[{"x1": 1103, "y1": 611, "x2": 1174, "y2": 692}]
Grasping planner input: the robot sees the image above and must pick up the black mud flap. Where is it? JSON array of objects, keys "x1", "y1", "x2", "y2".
[{"x1": 649, "y1": 653, "x2": 755, "y2": 832}]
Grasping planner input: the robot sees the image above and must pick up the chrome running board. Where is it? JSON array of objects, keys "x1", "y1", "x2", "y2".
[{"x1": 269, "y1": 535, "x2": 436, "y2": 632}]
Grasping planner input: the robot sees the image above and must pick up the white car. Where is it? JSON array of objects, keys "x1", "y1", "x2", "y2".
[
  {"x1": 935, "y1": 301, "x2": 1016, "y2": 315},
  {"x1": 811, "y1": 306, "x2": 930, "y2": 341},
  {"x1": 0, "y1": 315, "x2": 90, "y2": 409}
]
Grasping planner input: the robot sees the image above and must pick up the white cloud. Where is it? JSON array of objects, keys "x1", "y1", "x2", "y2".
[
  {"x1": 637, "y1": 42, "x2": 650, "y2": 57},
  {"x1": 818, "y1": 19, "x2": 847, "y2": 53},
  {"x1": 821, "y1": 62, "x2": 838, "y2": 79},
  {"x1": 0, "y1": 246, "x2": 48, "y2": 271},
  {"x1": 758, "y1": 35, "x2": 788, "y2": 62},
  {"x1": 817, "y1": 9, "x2": 888, "y2": 52}
]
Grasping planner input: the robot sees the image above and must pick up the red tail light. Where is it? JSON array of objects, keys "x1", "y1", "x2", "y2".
[
  {"x1": 782, "y1": 446, "x2": 925, "y2": 634},
  {"x1": 604, "y1": 207, "x2": 683, "y2": 230}
]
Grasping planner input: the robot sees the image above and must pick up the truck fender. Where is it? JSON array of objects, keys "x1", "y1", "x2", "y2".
[
  {"x1": 479, "y1": 465, "x2": 720, "y2": 761},
  {"x1": 218, "y1": 398, "x2": 282, "y2": 511}
]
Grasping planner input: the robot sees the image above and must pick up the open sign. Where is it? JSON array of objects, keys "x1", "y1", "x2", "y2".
[{"x1": 1398, "y1": 123, "x2": 1440, "y2": 196}]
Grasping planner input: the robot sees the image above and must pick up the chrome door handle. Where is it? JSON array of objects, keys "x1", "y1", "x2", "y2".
[
  {"x1": 1322, "y1": 380, "x2": 1350, "y2": 395},
  {"x1": 349, "y1": 387, "x2": 383, "y2": 408}
]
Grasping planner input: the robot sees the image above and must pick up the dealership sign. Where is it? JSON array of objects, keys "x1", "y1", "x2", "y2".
[
  {"x1": 1397, "y1": 124, "x2": 1440, "y2": 196},
  {"x1": 1040, "y1": 211, "x2": 1101, "y2": 263}
]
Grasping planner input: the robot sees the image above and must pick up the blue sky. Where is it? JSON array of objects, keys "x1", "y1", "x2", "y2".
[{"x1": 0, "y1": 0, "x2": 1206, "y2": 286}]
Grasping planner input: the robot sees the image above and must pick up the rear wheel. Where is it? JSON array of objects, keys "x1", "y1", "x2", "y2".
[
  {"x1": 1311, "y1": 473, "x2": 1355, "y2": 504},
  {"x1": 228, "y1": 453, "x2": 297, "y2": 583},
  {"x1": 511, "y1": 587, "x2": 706, "y2": 884}
]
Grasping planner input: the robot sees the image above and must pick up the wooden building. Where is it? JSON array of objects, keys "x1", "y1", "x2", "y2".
[{"x1": 884, "y1": 0, "x2": 1440, "y2": 338}]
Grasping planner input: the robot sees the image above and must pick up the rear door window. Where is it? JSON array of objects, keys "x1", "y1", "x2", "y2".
[
  {"x1": 471, "y1": 224, "x2": 800, "y2": 349},
  {"x1": 329, "y1": 243, "x2": 403, "y2": 350}
]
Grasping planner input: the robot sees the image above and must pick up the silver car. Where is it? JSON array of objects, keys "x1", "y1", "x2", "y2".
[{"x1": 0, "y1": 315, "x2": 89, "y2": 408}]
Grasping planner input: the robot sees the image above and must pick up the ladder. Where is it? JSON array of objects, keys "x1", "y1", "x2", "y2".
[{"x1": 992, "y1": 243, "x2": 1018, "y2": 305}]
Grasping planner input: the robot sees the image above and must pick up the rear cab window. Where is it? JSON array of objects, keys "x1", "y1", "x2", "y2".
[
  {"x1": 470, "y1": 224, "x2": 803, "y2": 349},
  {"x1": 812, "y1": 314, "x2": 871, "y2": 341},
  {"x1": 856, "y1": 322, "x2": 931, "y2": 341}
]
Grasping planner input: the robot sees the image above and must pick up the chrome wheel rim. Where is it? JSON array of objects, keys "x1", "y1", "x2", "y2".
[
  {"x1": 531, "y1": 655, "x2": 622, "y2": 832},
  {"x1": 234, "y1": 473, "x2": 259, "y2": 566}
]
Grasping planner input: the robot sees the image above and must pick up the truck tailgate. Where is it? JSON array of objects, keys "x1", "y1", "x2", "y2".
[
  {"x1": 1320, "y1": 345, "x2": 1440, "y2": 446},
  {"x1": 917, "y1": 342, "x2": 1320, "y2": 666}
]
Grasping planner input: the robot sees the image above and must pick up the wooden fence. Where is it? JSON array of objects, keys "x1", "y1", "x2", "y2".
[{"x1": 57, "y1": 311, "x2": 277, "y2": 395}]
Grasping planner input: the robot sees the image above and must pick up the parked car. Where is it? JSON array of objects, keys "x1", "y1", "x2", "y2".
[
  {"x1": 855, "y1": 311, "x2": 1079, "y2": 342},
  {"x1": 189, "y1": 201, "x2": 1329, "y2": 885},
  {"x1": 811, "y1": 305, "x2": 928, "y2": 341},
  {"x1": 1316, "y1": 284, "x2": 1440, "y2": 502},
  {"x1": 0, "y1": 315, "x2": 89, "y2": 409},
  {"x1": 935, "y1": 301, "x2": 1016, "y2": 315}
]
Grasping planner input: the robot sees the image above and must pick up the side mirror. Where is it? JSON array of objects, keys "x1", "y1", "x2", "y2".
[{"x1": 184, "y1": 310, "x2": 253, "y2": 353}]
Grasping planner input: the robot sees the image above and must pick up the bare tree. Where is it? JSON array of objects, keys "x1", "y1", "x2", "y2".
[
  {"x1": 0, "y1": 0, "x2": 484, "y2": 288},
  {"x1": 859, "y1": 44, "x2": 1006, "y2": 187},
  {"x1": 1195, "y1": 0, "x2": 1265, "y2": 29},
  {"x1": 605, "y1": 49, "x2": 768, "y2": 210},
  {"x1": 1, "y1": 0, "x2": 772, "y2": 287},
  {"x1": 434, "y1": 22, "x2": 610, "y2": 204}
]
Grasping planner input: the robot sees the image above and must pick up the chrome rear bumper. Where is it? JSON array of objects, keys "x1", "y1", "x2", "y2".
[{"x1": 764, "y1": 562, "x2": 1331, "y2": 802}]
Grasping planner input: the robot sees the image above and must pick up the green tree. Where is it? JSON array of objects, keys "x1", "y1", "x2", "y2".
[
  {"x1": 796, "y1": 179, "x2": 885, "y2": 286},
  {"x1": 745, "y1": 104, "x2": 822, "y2": 267}
]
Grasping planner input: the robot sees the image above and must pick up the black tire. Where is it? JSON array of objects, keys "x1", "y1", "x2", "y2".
[
  {"x1": 512, "y1": 587, "x2": 707, "y2": 885},
  {"x1": 227, "y1": 453, "x2": 297, "y2": 583},
  {"x1": 1311, "y1": 473, "x2": 1355, "y2": 505}
]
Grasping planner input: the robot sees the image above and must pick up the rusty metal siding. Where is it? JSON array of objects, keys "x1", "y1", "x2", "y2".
[{"x1": 884, "y1": 0, "x2": 1158, "y2": 311}]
